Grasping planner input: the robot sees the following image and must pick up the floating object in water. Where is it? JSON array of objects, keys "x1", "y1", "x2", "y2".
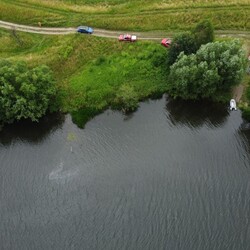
[{"x1": 230, "y1": 99, "x2": 237, "y2": 111}]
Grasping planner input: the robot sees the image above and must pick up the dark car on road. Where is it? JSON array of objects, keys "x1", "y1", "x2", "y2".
[{"x1": 77, "y1": 26, "x2": 93, "y2": 34}]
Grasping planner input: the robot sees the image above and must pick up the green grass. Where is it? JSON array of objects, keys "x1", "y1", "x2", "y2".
[
  {"x1": 1, "y1": 0, "x2": 249, "y2": 31},
  {"x1": 0, "y1": 29, "x2": 58, "y2": 57},
  {"x1": 1, "y1": 0, "x2": 250, "y2": 125},
  {"x1": 63, "y1": 43, "x2": 168, "y2": 127},
  {"x1": 0, "y1": 29, "x2": 168, "y2": 127},
  {"x1": 66, "y1": 44, "x2": 167, "y2": 108}
]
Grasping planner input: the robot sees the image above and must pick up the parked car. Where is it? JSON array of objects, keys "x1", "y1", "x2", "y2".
[
  {"x1": 119, "y1": 34, "x2": 137, "y2": 42},
  {"x1": 77, "y1": 26, "x2": 93, "y2": 34},
  {"x1": 161, "y1": 38, "x2": 171, "y2": 48}
]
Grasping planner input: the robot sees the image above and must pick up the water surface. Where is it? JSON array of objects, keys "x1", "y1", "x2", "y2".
[{"x1": 0, "y1": 96, "x2": 250, "y2": 250}]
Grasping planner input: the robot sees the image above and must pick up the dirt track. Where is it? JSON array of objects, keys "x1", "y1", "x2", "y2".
[
  {"x1": 1, "y1": 20, "x2": 250, "y2": 41},
  {"x1": 0, "y1": 20, "x2": 164, "y2": 40}
]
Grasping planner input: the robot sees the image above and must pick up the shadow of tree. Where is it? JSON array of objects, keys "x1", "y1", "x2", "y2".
[
  {"x1": 0, "y1": 113, "x2": 65, "y2": 145},
  {"x1": 165, "y1": 97, "x2": 229, "y2": 129}
]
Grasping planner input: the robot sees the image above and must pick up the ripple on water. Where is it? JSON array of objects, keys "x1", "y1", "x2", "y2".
[{"x1": 1, "y1": 97, "x2": 250, "y2": 249}]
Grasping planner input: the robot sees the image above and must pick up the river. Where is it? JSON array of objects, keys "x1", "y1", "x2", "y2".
[{"x1": 0, "y1": 95, "x2": 250, "y2": 250}]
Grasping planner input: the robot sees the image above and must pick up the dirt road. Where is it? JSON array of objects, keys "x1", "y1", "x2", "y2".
[
  {"x1": 0, "y1": 20, "x2": 164, "y2": 40},
  {"x1": 1, "y1": 20, "x2": 250, "y2": 41}
]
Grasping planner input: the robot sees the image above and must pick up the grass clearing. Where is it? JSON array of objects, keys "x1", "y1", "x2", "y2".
[{"x1": 1, "y1": 0, "x2": 249, "y2": 31}]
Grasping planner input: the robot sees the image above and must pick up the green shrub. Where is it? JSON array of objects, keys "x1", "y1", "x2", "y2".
[
  {"x1": 113, "y1": 84, "x2": 139, "y2": 113},
  {"x1": 71, "y1": 108, "x2": 102, "y2": 128},
  {"x1": 167, "y1": 20, "x2": 215, "y2": 66},
  {"x1": 168, "y1": 40, "x2": 246, "y2": 100},
  {"x1": 167, "y1": 32, "x2": 197, "y2": 66},
  {"x1": 193, "y1": 20, "x2": 214, "y2": 48},
  {"x1": 0, "y1": 60, "x2": 56, "y2": 125}
]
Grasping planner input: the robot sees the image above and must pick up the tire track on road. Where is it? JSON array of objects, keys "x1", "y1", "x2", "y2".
[{"x1": 0, "y1": 20, "x2": 250, "y2": 41}]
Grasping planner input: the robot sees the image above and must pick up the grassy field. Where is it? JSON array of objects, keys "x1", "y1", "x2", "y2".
[{"x1": 0, "y1": 0, "x2": 249, "y2": 31}]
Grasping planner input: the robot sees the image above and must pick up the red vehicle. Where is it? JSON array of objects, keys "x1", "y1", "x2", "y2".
[
  {"x1": 161, "y1": 38, "x2": 171, "y2": 48},
  {"x1": 119, "y1": 34, "x2": 137, "y2": 42}
]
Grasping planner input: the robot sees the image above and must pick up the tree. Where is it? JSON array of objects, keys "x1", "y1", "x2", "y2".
[
  {"x1": 168, "y1": 40, "x2": 246, "y2": 100},
  {"x1": 167, "y1": 32, "x2": 197, "y2": 66},
  {"x1": 0, "y1": 60, "x2": 56, "y2": 125},
  {"x1": 167, "y1": 20, "x2": 214, "y2": 66},
  {"x1": 193, "y1": 20, "x2": 214, "y2": 48}
]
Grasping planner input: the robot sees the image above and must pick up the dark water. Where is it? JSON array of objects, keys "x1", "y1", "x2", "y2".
[{"x1": 1, "y1": 96, "x2": 250, "y2": 250}]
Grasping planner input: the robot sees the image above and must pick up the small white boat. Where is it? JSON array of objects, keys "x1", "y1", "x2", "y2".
[{"x1": 230, "y1": 99, "x2": 237, "y2": 111}]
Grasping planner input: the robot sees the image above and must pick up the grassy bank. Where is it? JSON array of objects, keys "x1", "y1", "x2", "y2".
[
  {"x1": 1, "y1": 0, "x2": 250, "y2": 126},
  {"x1": 1, "y1": 28, "x2": 250, "y2": 124},
  {"x1": 0, "y1": 29, "x2": 167, "y2": 127},
  {"x1": 1, "y1": 0, "x2": 249, "y2": 31},
  {"x1": 67, "y1": 44, "x2": 167, "y2": 127}
]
